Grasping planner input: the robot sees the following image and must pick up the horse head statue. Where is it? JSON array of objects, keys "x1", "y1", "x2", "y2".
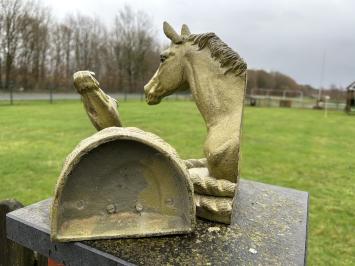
[
  {"x1": 144, "y1": 22, "x2": 191, "y2": 104},
  {"x1": 144, "y1": 22, "x2": 246, "y2": 106}
]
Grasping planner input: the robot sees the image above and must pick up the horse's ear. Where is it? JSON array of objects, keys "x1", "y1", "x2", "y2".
[
  {"x1": 163, "y1": 21, "x2": 182, "y2": 44},
  {"x1": 181, "y1": 24, "x2": 191, "y2": 37}
]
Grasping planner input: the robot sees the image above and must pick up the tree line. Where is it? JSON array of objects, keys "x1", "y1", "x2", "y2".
[
  {"x1": 0, "y1": 0, "x2": 344, "y2": 99},
  {"x1": 0, "y1": 0, "x2": 160, "y2": 93},
  {"x1": 247, "y1": 70, "x2": 345, "y2": 99},
  {"x1": 248, "y1": 69, "x2": 317, "y2": 97}
]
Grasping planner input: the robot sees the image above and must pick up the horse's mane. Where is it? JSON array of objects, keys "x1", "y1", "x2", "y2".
[{"x1": 187, "y1": 33, "x2": 247, "y2": 76}]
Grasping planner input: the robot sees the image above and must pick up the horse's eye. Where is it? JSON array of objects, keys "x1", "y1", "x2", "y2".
[{"x1": 160, "y1": 55, "x2": 168, "y2": 63}]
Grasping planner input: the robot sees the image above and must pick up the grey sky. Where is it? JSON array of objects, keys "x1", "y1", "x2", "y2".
[{"x1": 46, "y1": 0, "x2": 355, "y2": 88}]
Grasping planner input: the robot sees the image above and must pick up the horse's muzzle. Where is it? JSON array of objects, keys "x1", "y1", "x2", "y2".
[{"x1": 144, "y1": 81, "x2": 161, "y2": 105}]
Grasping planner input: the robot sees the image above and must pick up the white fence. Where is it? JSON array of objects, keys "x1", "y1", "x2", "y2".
[
  {"x1": 246, "y1": 95, "x2": 345, "y2": 110},
  {"x1": 0, "y1": 91, "x2": 346, "y2": 111}
]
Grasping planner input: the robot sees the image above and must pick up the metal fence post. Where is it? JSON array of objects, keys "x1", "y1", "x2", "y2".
[
  {"x1": 10, "y1": 86, "x2": 13, "y2": 105},
  {"x1": 49, "y1": 87, "x2": 53, "y2": 104}
]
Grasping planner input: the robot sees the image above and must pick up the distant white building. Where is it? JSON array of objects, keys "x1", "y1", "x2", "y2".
[{"x1": 347, "y1": 81, "x2": 355, "y2": 91}]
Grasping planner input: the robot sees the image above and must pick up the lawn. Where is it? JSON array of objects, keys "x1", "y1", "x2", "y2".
[{"x1": 0, "y1": 100, "x2": 354, "y2": 265}]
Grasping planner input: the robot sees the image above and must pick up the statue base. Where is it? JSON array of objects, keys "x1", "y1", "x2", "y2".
[{"x1": 6, "y1": 179, "x2": 308, "y2": 265}]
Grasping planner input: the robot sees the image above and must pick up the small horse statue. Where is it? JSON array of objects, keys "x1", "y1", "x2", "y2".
[{"x1": 73, "y1": 22, "x2": 247, "y2": 224}]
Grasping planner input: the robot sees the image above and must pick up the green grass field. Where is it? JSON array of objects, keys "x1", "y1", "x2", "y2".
[{"x1": 0, "y1": 100, "x2": 354, "y2": 265}]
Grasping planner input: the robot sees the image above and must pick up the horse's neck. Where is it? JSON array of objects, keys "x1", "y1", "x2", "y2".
[{"x1": 185, "y1": 50, "x2": 245, "y2": 128}]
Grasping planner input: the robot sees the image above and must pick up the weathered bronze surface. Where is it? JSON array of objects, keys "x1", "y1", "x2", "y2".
[
  {"x1": 51, "y1": 127, "x2": 195, "y2": 242},
  {"x1": 144, "y1": 22, "x2": 247, "y2": 223},
  {"x1": 73, "y1": 71, "x2": 122, "y2": 130}
]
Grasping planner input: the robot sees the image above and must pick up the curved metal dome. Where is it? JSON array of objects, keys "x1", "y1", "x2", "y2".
[{"x1": 51, "y1": 127, "x2": 195, "y2": 242}]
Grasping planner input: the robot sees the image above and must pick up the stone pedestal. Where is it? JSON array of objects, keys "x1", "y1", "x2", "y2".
[{"x1": 6, "y1": 179, "x2": 309, "y2": 266}]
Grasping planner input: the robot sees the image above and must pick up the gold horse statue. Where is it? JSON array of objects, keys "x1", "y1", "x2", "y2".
[
  {"x1": 145, "y1": 22, "x2": 246, "y2": 182},
  {"x1": 73, "y1": 22, "x2": 247, "y2": 224}
]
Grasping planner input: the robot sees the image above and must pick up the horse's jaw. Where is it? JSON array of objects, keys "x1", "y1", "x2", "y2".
[
  {"x1": 145, "y1": 92, "x2": 162, "y2": 105},
  {"x1": 146, "y1": 98, "x2": 161, "y2": 105}
]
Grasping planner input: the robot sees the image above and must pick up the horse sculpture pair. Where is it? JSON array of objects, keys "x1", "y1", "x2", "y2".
[{"x1": 73, "y1": 22, "x2": 247, "y2": 224}]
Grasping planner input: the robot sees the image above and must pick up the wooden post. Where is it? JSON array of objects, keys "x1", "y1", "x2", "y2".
[
  {"x1": 48, "y1": 258, "x2": 64, "y2": 266},
  {"x1": 0, "y1": 199, "x2": 35, "y2": 266}
]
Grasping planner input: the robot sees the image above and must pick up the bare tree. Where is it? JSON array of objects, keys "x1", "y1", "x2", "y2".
[
  {"x1": 112, "y1": 5, "x2": 158, "y2": 92},
  {"x1": 49, "y1": 23, "x2": 64, "y2": 89},
  {"x1": 0, "y1": 0, "x2": 26, "y2": 94},
  {"x1": 48, "y1": 21, "x2": 74, "y2": 89},
  {"x1": 67, "y1": 14, "x2": 105, "y2": 71},
  {"x1": 0, "y1": 5, "x2": 3, "y2": 89},
  {"x1": 16, "y1": 2, "x2": 51, "y2": 91}
]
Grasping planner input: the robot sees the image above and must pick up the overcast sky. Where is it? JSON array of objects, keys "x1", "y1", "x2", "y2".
[{"x1": 46, "y1": 0, "x2": 355, "y2": 88}]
